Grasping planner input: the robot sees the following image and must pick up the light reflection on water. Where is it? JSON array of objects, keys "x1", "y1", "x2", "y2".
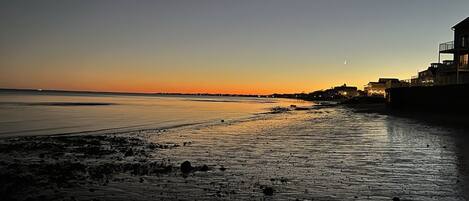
[
  {"x1": 145, "y1": 107, "x2": 468, "y2": 200},
  {"x1": 0, "y1": 91, "x2": 309, "y2": 137}
]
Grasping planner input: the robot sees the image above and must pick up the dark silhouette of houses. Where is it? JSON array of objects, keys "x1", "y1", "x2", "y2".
[
  {"x1": 302, "y1": 84, "x2": 360, "y2": 100},
  {"x1": 436, "y1": 17, "x2": 469, "y2": 85},
  {"x1": 364, "y1": 78, "x2": 407, "y2": 97},
  {"x1": 386, "y1": 17, "x2": 469, "y2": 112},
  {"x1": 332, "y1": 84, "x2": 358, "y2": 98}
]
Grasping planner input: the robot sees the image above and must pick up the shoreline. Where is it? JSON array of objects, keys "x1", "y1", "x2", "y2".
[{"x1": 1, "y1": 104, "x2": 468, "y2": 200}]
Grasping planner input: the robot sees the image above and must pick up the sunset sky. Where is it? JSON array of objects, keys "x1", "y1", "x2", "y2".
[{"x1": 1, "y1": 0, "x2": 469, "y2": 94}]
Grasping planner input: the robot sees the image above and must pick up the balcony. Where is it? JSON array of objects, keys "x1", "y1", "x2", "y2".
[{"x1": 439, "y1": 41, "x2": 455, "y2": 53}]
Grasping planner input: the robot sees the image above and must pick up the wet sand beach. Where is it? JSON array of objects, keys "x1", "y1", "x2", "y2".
[{"x1": 1, "y1": 106, "x2": 468, "y2": 201}]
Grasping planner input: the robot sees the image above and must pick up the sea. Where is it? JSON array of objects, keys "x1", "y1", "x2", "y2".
[{"x1": 0, "y1": 90, "x2": 309, "y2": 137}]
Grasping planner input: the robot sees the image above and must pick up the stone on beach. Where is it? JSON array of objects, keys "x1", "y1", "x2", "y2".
[
  {"x1": 181, "y1": 161, "x2": 192, "y2": 173},
  {"x1": 200, "y1": 164, "x2": 209, "y2": 171},
  {"x1": 124, "y1": 149, "x2": 134, "y2": 157},
  {"x1": 263, "y1": 187, "x2": 274, "y2": 196}
]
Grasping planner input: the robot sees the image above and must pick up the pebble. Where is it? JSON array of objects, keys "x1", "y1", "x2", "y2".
[
  {"x1": 181, "y1": 161, "x2": 192, "y2": 173},
  {"x1": 263, "y1": 187, "x2": 274, "y2": 196}
]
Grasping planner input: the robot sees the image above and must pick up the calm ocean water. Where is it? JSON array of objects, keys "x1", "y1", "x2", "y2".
[{"x1": 0, "y1": 91, "x2": 310, "y2": 137}]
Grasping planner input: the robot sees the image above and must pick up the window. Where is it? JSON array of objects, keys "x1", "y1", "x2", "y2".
[
  {"x1": 462, "y1": 36, "x2": 468, "y2": 48},
  {"x1": 460, "y1": 54, "x2": 468, "y2": 68}
]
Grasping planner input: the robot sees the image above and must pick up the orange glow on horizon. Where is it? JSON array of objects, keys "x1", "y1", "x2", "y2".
[
  {"x1": 0, "y1": 79, "x2": 378, "y2": 95},
  {"x1": 0, "y1": 68, "x2": 415, "y2": 95}
]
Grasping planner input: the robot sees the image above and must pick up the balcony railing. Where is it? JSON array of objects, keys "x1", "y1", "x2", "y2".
[{"x1": 439, "y1": 41, "x2": 454, "y2": 52}]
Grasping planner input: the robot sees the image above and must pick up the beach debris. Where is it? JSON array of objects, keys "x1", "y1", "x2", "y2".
[
  {"x1": 262, "y1": 186, "x2": 274, "y2": 196},
  {"x1": 392, "y1": 197, "x2": 400, "y2": 201},
  {"x1": 180, "y1": 161, "x2": 192, "y2": 173},
  {"x1": 221, "y1": 119, "x2": 225, "y2": 122},
  {"x1": 0, "y1": 134, "x2": 185, "y2": 200}
]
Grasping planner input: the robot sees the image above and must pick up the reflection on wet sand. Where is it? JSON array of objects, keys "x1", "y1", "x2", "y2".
[
  {"x1": 148, "y1": 107, "x2": 468, "y2": 200},
  {"x1": 0, "y1": 106, "x2": 467, "y2": 201}
]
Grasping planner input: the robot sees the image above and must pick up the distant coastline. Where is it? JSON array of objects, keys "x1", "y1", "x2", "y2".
[{"x1": 0, "y1": 88, "x2": 271, "y2": 98}]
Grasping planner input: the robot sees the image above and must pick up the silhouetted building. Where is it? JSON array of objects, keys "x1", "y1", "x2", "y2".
[
  {"x1": 436, "y1": 17, "x2": 469, "y2": 85},
  {"x1": 333, "y1": 84, "x2": 358, "y2": 98},
  {"x1": 364, "y1": 78, "x2": 405, "y2": 97},
  {"x1": 416, "y1": 64, "x2": 438, "y2": 86},
  {"x1": 387, "y1": 17, "x2": 469, "y2": 111},
  {"x1": 306, "y1": 84, "x2": 359, "y2": 100}
]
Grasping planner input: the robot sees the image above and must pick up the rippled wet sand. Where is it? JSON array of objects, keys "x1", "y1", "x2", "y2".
[
  {"x1": 1, "y1": 107, "x2": 468, "y2": 201},
  {"x1": 149, "y1": 107, "x2": 468, "y2": 200}
]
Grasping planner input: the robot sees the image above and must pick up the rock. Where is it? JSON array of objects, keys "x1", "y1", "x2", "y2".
[
  {"x1": 124, "y1": 149, "x2": 134, "y2": 157},
  {"x1": 263, "y1": 187, "x2": 274, "y2": 196},
  {"x1": 392, "y1": 197, "x2": 400, "y2": 201},
  {"x1": 181, "y1": 161, "x2": 192, "y2": 173},
  {"x1": 200, "y1": 165, "x2": 209, "y2": 171},
  {"x1": 221, "y1": 119, "x2": 225, "y2": 123}
]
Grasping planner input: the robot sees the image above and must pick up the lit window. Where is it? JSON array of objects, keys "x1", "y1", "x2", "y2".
[{"x1": 460, "y1": 54, "x2": 468, "y2": 68}]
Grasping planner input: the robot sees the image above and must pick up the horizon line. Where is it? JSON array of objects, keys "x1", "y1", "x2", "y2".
[{"x1": 0, "y1": 87, "x2": 277, "y2": 97}]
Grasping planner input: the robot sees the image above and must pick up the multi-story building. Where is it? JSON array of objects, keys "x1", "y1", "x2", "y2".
[
  {"x1": 386, "y1": 17, "x2": 469, "y2": 111},
  {"x1": 437, "y1": 17, "x2": 469, "y2": 85}
]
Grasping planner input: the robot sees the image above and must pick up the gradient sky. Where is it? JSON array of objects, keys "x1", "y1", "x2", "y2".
[{"x1": 1, "y1": 0, "x2": 468, "y2": 94}]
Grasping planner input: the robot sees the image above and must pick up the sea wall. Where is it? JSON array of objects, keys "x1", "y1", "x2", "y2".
[{"x1": 386, "y1": 84, "x2": 469, "y2": 112}]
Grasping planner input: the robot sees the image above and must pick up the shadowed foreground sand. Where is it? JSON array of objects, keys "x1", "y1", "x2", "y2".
[{"x1": 1, "y1": 107, "x2": 468, "y2": 201}]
